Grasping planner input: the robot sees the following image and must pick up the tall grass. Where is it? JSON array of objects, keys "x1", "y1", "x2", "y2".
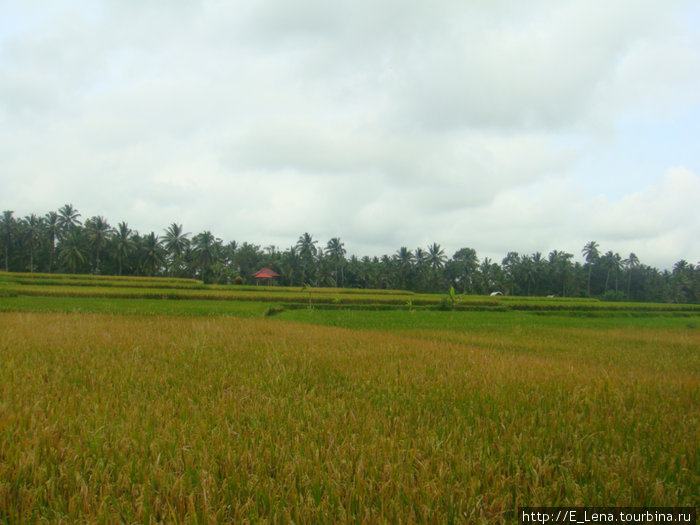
[{"x1": 0, "y1": 313, "x2": 697, "y2": 523}]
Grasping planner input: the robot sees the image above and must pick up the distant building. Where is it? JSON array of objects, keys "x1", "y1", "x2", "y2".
[{"x1": 252, "y1": 267, "x2": 280, "y2": 284}]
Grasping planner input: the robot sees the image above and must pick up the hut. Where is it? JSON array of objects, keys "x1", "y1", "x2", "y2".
[{"x1": 252, "y1": 267, "x2": 280, "y2": 285}]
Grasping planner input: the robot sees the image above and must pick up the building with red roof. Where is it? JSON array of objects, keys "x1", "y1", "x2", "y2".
[{"x1": 252, "y1": 267, "x2": 280, "y2": 283}]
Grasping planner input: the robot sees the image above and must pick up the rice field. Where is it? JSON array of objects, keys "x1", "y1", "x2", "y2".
[
  {"x1": 2, "y1": 272, "x2": 698, "y2": 313},
  {"x1": 1, "y1": 305, "x2": 698, "y2": 523}
]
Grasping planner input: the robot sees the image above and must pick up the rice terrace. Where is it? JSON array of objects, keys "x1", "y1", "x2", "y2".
[{"x1": 0, "y1": 272, "x2": 698, "y2": 523}]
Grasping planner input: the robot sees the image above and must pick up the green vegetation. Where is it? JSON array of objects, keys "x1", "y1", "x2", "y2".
[
  {"x1": 2, "y1": 272, "x2": 699, "y2": 314},
  {"x1": 1, "y1": 311, "x2": 697, "y2": 522},
  {"x1": 0, "y1": 274, "x2": 697, "y2": 521},
  {"x1": 1, "y1": 205, "x2": 699, "y2": 302}
]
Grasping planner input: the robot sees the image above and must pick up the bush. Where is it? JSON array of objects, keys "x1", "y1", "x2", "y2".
[
  {"x1": 437, "y1": 297, "x2": 451, "y2": 311},
  {"x1": 601, "y1": 290, "x2": 626, "y2": 302}
]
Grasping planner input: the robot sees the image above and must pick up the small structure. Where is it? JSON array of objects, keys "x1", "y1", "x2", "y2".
[
  {"x1": 490, "y1": 291, "x2": 503, "y2": 296},
  {"x1": 252, "y1": 267, "x2": 280, "y2": 285}
]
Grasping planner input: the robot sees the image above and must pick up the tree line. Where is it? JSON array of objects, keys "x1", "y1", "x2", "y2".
[{"x1": 1, "y1": 205, "x2": 698, "y2": 303}]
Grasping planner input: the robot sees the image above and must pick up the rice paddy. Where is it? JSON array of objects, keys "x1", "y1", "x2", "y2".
[{"x1": 0, "y1": 273, "x2": 697, "y2": 523}]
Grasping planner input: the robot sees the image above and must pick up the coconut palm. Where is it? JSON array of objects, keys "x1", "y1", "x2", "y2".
[
  {"x1": 427, "y1": 243, "x2": 447, "y2": 270},
  {"x1": 582, "y1": 241, "x2": 600, "y2": 296},
  {"x1": 548, "y1": 250, "x2": 574, "y2": 296},
  {"x1": 623, "y1": 252, "x2": 640, "y2": 298},
  {"x1": 394, "y1": 247, "x2": 414, "y2": 290},
  {"x1": 163, "y1": 223, "x2": 190, "y2": 276},
  {"x1": 191, "y1": 231, "x2": 220, "y2": 280},
  {"x1": 280, "y1": 246, "x2": 300, "y2": 286},
  {"x1": 425, "y1": 243, "x2": 447, "y2": 290},
  {"x1": 501, "y1": 251, "x2": 520, "y2": 296},
  {"x1": 601, "y1": 251, "x2": 622, "y2": 293},
  {"x1": 296, "y1": 233, "x2": 318, "y2": 284},
  {"x1": 21, "y1": 214, "x2": 43, "y2": 272},
  {"x1": 413, "y1": 247, "x2": 429, "y2": 289},
  {"x1": 59, "y1": 228, "x2": 87, "y2": 273},
  {"x1": 530, "y1": 252, "x2": 545, "y2": 295},
  {"x1": 296, "y1": 233, "x2": 318, "y2": 258},
  {"x1": 0, "y1": 210, "x2": 16, "y2": 272},
  {"x1": 44, "y1": 211, "x2": 60, "y2": 273},
  {"x1": 325, "y1": 237, "x2": 346, "y2": 287},
  {"x1": 140, "y1": 232, "x2": 165, "y2": 276},
  {"x1": 85, "y1": 216, "x2": 113, "y2": 274},
  {"x1": 57, "y1": 204, "x2": 82, "y2": 236},
  {"x1": 520, "y1": 254, "x2": 535, "y2": 296},
  {"x1": 112, "y1": 222, "x2": 134, "y2": 276},
  {"x1": 413, "y1": 247, "x2": 427, "y2": 265}
]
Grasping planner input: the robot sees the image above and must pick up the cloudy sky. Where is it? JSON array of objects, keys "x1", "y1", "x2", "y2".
[{"x1": 1, "y1": 0, "x2": 698, "y2": 268}]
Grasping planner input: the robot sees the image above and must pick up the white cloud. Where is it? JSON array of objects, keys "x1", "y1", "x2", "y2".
[{"x1": 0, "y1": 0, "x2": 698, "y2": 269}]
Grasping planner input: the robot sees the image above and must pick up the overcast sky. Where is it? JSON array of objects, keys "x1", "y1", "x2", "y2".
[{"x1": 1, "y1": 0, "x2": 698, "y2": 268}]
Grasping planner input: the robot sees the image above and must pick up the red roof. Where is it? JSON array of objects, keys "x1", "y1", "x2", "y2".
[{"x1": 252, "y1": 267, "x2": 280, "y2": 279}]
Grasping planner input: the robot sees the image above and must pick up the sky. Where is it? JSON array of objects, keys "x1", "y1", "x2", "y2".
[{"x1": 1, "y1": 0, "x2": 698, "y2": 269}]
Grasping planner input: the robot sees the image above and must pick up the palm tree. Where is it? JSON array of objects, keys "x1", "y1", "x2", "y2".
[
  {"x1": 296, "y1": 233, "x2": 318, "y2": 285},
  {"x1": 21, "y1": 214, "x2": 43, "y2": 272},
  {"x1": 0, "y1": 210, "x2": 15, "y2": 272},
  {"x1": 296, "y1": 233, "x2": 318, "y2": 259},
  {"x1": 378, "y1": 254, "x2": 394, "y2": 288},
  {"x1": 623, "y1": 252, "x2": 640, "y2": 298},
  {"x1": 670, "y1": 260, "x2": 694, "y2": 303},
  {"x1": 163, "y1": 223, "x2": 190, "y2": 276},
  {"x1": 520, "y1": 254, "x2": 535, "y2": 296},
  {"x1": 531, "y1": 252, "x2": 545, "y2": 295},
  {"x1": 317, "y1": 252, "x2": 336, "y2": 287},
  {"x1": 600, "y1": 251, "x2": 622, "y2": 294},
  {"x1": 112, "y1": 222, "x2": 134, "y2": 276},
  {"x1": 59, "y1": 229, "x2": 87, "y2": 274},
  {"x1": 394, "y1": 247, "x2": 414, "y2": 290},
  {"x1": 413, "y1": 247, "x2": 429, "y2": 289},
  {"x1": 426, "y1": 243, "x2": 447, "y2": 291},
  {"x1": 85, "y1": 216, "x2": 113, "y2": 274},
  {"x1": 191, "y1": 231, "x2": 219, "y2": 280},
  {"x1": 548, "y1": 250, "x2": 574, "y2": 296},
  {"x1": 582, "y1": 241, "x2": 600, "y2": 296},
  {"x1": 427, "y1": 243, "x2": 447, "y2": 270},
  {"x1": 325, "y1": 237, "x2": 346, "y2": 287},
  {"x1": 280, "y1": 246, "x2": 300, "y2": 286},
  {"x1": 44, "y1": 211, "x2": 60, "y2": 273},
  {"x1": 140, "y1": 232, "x2": 165, "y2": 276},
  {"x1": 57, "y1": 204, "x2": 82, "y2": 236}
]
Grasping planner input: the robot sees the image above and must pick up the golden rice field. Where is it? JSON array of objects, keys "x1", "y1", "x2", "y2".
[{"x1": 0, "y1": 312, "x2": 698, "y2": 523}]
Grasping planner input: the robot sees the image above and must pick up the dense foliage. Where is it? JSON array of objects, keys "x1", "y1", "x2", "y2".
[{"x1": 1, "y1": 206, "x2": 698, "y2": 302}]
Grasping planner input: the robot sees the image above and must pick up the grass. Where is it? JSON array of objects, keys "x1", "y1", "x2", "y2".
[
  {"x1": 0, "y1": 311, "x2": 697, "y2": 523},
  {"x1": 276, "y1": 307, "x2": 700, "y2": 331},
  {"x1": 0, "y1": 272, "x2": 697, "y2": 522},
  {"x1": 0, "y1": 295, "x2": 275, "y2": 317}
]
